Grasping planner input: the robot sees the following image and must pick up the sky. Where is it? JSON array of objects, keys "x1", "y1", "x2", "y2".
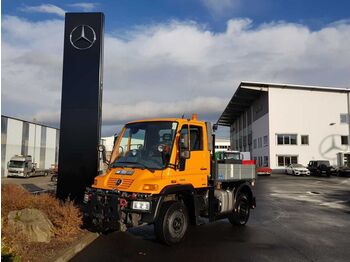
[{"x1": 2, "y1": 0, "x2": 350, "y2": 137}]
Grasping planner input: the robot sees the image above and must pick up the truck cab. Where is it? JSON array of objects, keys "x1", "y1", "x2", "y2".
[
  {"x1": 7, "y1": 155, "x2": 50, "y2": 178},
  {"x1": 84, "y1": 115, "x2": 256, "y2": 245},
  {"x1": 7, "y1": 155, "x2": 33, "y2": 177},
  {"x1": 93, "y1": 117, "x2": 210, "y2": 193}
]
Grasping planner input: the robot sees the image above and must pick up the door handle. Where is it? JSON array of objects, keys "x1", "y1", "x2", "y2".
[{"x1": 200, "y1": 167, "x2": 207, "y2": 170}]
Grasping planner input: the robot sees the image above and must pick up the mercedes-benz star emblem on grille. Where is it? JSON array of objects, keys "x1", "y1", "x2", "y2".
[
  {"x1": 70, "y1": 25, "x2": 96, "y2": 50},
  {"x1": 116, "y1": 179, "x2": 123, "y2": 186}
]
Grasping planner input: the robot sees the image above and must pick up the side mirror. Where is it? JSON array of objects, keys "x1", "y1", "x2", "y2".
[
  {"x1": 98, "y1": 144, "x2": 109, "y2": 164},
  {"x1": 179, "y1": 133, "x2": 190, "y2": 159}
]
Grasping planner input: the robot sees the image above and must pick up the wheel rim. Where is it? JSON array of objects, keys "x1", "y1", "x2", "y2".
[
  {"x1": 173, "y1": 217, "x2": 182, "y2": 231},
  {"x1": 169, "y1": 210, "x2": 186, "y2": 237}
]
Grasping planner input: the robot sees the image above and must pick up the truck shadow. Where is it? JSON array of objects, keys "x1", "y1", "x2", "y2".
[{"x1": 128, "y1": 220, "x2": 253, "y2": 247}]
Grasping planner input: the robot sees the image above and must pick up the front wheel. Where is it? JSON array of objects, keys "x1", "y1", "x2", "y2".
[
  {"x1": 228, "y1": 193, "x2": 250, "y2": 225},
  {"x1": 154, "y1": 201, "x2": 189, "y2": 245},
  {"x1": 51, "y1": 174, "x2": 58, "y2": 182}
]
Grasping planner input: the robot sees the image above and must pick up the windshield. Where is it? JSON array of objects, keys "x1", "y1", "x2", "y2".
[
  {"x1": 318, "y1": 161, "x2": 330, "y2": 166},
  {"x1": 292, "y1": 164, "x2": 305, "y2": 168},
  {"x1": 8, "y1": 161, "x2": 25, "y2": 168},
  {"x1": 110, "y1": 121, "x2": 178, "y2": 170},
  {"x1": 224, "y1": 152, "x2": 241, "y2": 160}
]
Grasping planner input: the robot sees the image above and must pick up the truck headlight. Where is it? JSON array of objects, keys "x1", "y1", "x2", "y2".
[{"x1": 132, "y1": 201, "x2": 150, "y2": 211}]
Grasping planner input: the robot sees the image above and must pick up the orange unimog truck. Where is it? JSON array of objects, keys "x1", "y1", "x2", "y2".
[{"x1": 83, "y1": 114, "x2": 256, "y2": 245}]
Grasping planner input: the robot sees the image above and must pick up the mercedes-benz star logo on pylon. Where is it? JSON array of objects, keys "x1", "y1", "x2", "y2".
[{"x1": 70, "y1": 25, "x2": 96, "y2": 50}]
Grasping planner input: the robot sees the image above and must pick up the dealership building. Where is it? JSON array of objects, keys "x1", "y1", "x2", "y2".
[
  {"x1": 218, "y1": 82, "x2": 350, "y2": 169},
  {"x1": 1, "y1": 115, "x2": 59, "y2": 177}
]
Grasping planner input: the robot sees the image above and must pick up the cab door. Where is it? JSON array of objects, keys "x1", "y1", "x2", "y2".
[{"x1": 178, "y1": 124, "x2": 209, "y2": 187}]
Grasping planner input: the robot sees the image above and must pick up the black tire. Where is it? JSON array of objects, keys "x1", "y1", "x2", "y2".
[
  {"x1": 228, "y1": 193, "x2": 250, "y2": 226},
  {"x1": 51, "y1": 174, "x2": 58, "y2": 182},
  {"x1": 154, "y1": 200, "x2": 189, "y2": 245}
]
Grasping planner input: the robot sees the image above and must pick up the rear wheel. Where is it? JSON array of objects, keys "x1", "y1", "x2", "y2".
[
  {"x1": 228, "y1": 193, "x2": 250, "y2": 225},
  {"x1": 154, "y1": 201, "x2": 189, "y2": 245}
]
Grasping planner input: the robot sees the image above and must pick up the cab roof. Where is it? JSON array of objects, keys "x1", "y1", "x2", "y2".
[{"x1": 126, "y1": 117, "x2": 205, "y2": 126}]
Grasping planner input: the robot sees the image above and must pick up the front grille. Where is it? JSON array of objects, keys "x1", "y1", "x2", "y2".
[{"x1": 107, "y1": 177, "x2": 134, "y2": 190}]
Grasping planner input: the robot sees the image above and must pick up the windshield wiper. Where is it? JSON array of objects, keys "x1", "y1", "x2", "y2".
[{"x1": 111, "y1": 161, "x2": 155, "y2": 172}]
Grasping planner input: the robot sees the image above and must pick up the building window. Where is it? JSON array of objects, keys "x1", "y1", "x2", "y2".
[
  {"x1": 258, "y1": 137, "x2": 262, "y2": 148},
  {"x1": 263, "y1": 135, "x2": 268, "y2": 146},
  {"x1": 277, "y1": 155, "x2": 298, "y2": 166},
  {"x1": 341, "y1": 136, "x2": 349, "y2": 145},
  {"x1": 277, "y1": 134, "x2": 297, "y2": 145},
  {"x1": 253, "y1": 139, "x2": 257, "y2": 149},
  {"x1": 340, "y1": 114, "x2": 349, "y2": 124},
  {"x1": 301, "y1": 135, "x2": 309, "y2": 145},
  {"x1": 277, "y1": 136, "x2": 283, "y2": 145}
]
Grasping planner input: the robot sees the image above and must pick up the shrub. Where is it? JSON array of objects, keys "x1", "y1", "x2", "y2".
[{"x1": 1, "y1": 184, "x2": 83, "y2": 261}]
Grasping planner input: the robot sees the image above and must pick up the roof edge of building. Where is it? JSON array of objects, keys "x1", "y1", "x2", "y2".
[
  {"x1": 217, "y1": 81, "x2": 350, "y2": 127},
  {"x1": 240, "y1": 81, "x2": 350, "y2": 92},
  {"x1": 1, "y1": 115, "x2": 59, "y2": 130}
]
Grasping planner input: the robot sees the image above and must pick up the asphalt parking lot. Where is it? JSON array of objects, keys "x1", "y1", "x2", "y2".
[
  {"x1": 71, "y1": 173, "x2": 350, "y2": 262},
  {"x1": 2, "y1": 174, "x2": 56, "y2": 192}
]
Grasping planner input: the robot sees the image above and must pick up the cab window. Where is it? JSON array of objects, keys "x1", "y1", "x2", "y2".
[{"x1": 189, "y1": 125, "x2": 203, "y2": 151}]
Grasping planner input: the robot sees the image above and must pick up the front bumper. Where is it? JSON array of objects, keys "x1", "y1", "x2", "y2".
[
  {"x1": 7, "y1": 171, "x2": 25, "y2": 177},
  {"x1": 83, "y1": 188, "x2": 158, "y2": 232},
  {"x1": 257, "y1": 171, "x2": 271, "y2": 175},
  {"x1": 83, "y1": 188, "x2": 120, "y2": 231}
]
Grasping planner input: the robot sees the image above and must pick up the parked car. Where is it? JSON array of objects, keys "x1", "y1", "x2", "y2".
[
  {"x1": 336, "y1": 166, "x2": 350, "y2": 177},
  {"x1": 285, "y1": 164, "x2": 310, "y2": 176},
  {"x1": 307, "y1": 160, "x2": 336, "y2": 177},
  {"x1": 256, "y1": 167, "x2": 272, "y2": 176}
]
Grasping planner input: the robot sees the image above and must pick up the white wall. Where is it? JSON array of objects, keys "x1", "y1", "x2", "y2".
[
  {"x1": 45, "y1": 128, "x2": 56, "y2": 169},
  {"x1": 2, "y1": 117, "x2": 59, "y2": 176},
  {"x1": 4, "y1": 118, "x2": 23, "y2": 176},
  {"x1": 101, "y1": 136, "x2": 115, "y2": 152},
  {"x1": 33, "y1": 125, "x2": 41, "y2": 165},
  {"x1": 251, "y1": 113, "x2": 269, "y2": 166},
  {"x1": 28, "y1": 123, "x2": 36, "y2": 157},
  {"x1": 215, "y1": 138, "x2": 230, "y2": 152},
  {"x1": 269, "y1": 88, "x2": 349, "y2": 168}
]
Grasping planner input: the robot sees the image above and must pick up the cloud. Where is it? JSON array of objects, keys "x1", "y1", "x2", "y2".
[
  {"x1": 19, "y1": 4, "x2": 65, "y2": 17},
  {"x1": 67, "y1": 2, "x2": 98, "y2": 12},
  {"x1": 2, "y1": 16, "x2": 350, "y2": 136},
  {"x1": 200, "y1": 0, "x2": 241, "y2": 16}
]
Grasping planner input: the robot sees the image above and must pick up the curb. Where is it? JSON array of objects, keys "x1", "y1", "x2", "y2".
[{"x1": 54, "y1": 232, "x2": 99, "y2": 262}]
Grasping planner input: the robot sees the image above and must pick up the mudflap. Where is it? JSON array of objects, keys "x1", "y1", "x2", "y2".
[{"x1": 83, "y1": 189, "x2": 120, "y2": 233}]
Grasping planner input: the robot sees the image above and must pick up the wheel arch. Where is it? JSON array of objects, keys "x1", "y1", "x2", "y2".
[
  {"x1": 235, "y1": 183, "x2": 255, "y2": 209},
  {"x1": 155, "y1": 184, "x2": 196, "y2": 225}
]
